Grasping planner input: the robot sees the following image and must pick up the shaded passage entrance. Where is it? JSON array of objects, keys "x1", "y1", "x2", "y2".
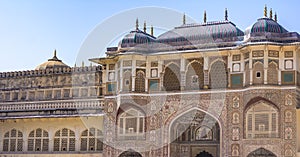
[
  {"x1": 170, "y1": 110, "x2": 220, "y2": 157},
  {"x1": 247, "y1": 148, "x2": 276, "y2": 157},
  {"x1": 119, "y1": 149, "x2": 142, "y2": 157}
]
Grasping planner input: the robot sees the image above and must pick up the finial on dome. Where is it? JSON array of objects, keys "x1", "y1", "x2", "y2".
[
  {"x1": 270, "y1": 8, "x2": 273, "y2": 19},
  {"x1": 264, "y1": 5, "x2": 267, "y2": 17},
  {"x1": 53, "y1": 49, "x2": 57, "y2": 58},
  {"x1": 274, "y1": 12, "x2": 278, "y2": 22},
  {"x1": 183, "y1": 13, "x2": 186, "y2": 25},
  {"x1": 204, "y1": 10, "x2": 207, "y2": 23},
  {"x1": 151, "y1": 25, "x2": 154, "y2": 36},
  {"x1": 136, "y1": 18, "x2": 139, "y2": 30},
  {"x1": 225, "y1": 8, "x2": 228, "y2": 21},
  {"x1": 143, "y1": 21, "x2": 146, "y2": 33}
]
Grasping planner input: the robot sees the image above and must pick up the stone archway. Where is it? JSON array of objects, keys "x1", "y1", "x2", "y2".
[
  {"x1": 195, "y1": 150, "x2": 213, "y2": 157},
  {"x1": 247, "y1": 148, "x2": 276, "y2": 157},
  {"x1": 119, "y1": 149, "x2": 142, "y2": 157},
  {"x1": 169, "y1": 109, "x2": 221, "y2": 157}
]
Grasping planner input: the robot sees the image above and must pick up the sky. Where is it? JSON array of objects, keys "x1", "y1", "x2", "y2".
[{"x1": 0, "y1": 0, "x2": 299, "y2": 72}]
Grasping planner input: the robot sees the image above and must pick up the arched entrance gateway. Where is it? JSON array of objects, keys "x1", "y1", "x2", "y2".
[
  {"x1": 247, "y1": 148, "x2": 276, "y2": 157},
  {"x1": 119, "y1": 149, "x2": 142, "y2": 157},
  {"x1": 169, "y1": 110, "x2": 220, "y2": 157}
]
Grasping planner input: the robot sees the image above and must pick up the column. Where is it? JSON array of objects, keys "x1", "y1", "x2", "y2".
[
  {"x1": 203, "y1": 56, "x2": 209, "y2": 88},
  {"x1": 48, "y1": 127, "x2": 54, "y2": 152},
  {"x1": 180, "y1": 57, "x2": 186, "y2": 90},
  {"x1": 23, "y1": 128, "x2": 28, "y2": 152},
  {"x1": 278, "y1": 47, "x2": 284, "y2": 85},
  {"x1": 75, "y1": 126, "x2": 81, "y2": 152},
  {"x1": 145, "y1": 59, "x2": 150, "y2": 92},
  {"x1": 158, "y1": 59, "x2": 163, "y2": 91}
]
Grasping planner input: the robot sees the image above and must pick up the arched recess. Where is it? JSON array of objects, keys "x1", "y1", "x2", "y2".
[
  {"x1": 267, "y1": 61, "x2": 278, "y2": 85},
  {"x1": 119, "y1": 149, "x2": 142, "y2": 157},
  {"x1": 28, "y1": 128, "x2": 49, "y2": 151},
  {"x1": 135, "y1": 69, "x2": 145, "y2": 92},
  {"x1": 252, "y1": 61, "x2": 264, "y2": 85},
  {"x1": 123, "y1": 70, "x2": 132, "y2": 92},
  {"x1": 247, "y1": 147, "x2": 276, "y2": 157},
  {"x1": 185, "y1": 61, "x2": 204, "y2": 90},
  {"x1": 209, "y1": 60, "x2": 227, "y2": 89},
  {"x1": 117, "y1": 105, "x2": 146, "y2": 140},
  {"x1": 169, "y1": 108, "x2": 221, "y2": 157},
  {"x1": 245, "y1": 62, "x2": 250, "y2": 86},
  {"x1": 163, "y1": 63, "x2": 181, "y2": 91},
  {"x1": 244, "y1": 97, "x2": 279, "y2": 139}
]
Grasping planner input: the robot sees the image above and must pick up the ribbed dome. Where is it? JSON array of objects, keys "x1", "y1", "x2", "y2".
[
  {"x1": 251, "y1": 18, "x2": 288, "y2": 33},
  {"x1": 157, "y1": 21, "x2": 244, "y2": 43},
  {"x1": 36, "y1": 50, "x2": 69, "y2": 70},
  {"x1": 119, "y1": 29, "x2": 156, "y2": 48}
]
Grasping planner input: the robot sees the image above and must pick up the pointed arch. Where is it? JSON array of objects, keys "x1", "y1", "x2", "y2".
[
  {"x1": 135, "y1": 69, "x2": 145, "y2": 92},
  {"x1": 28, "y1": 128, "x2": 49, "y2": 151},
  {"x1": 209, "y1": 60, "x2": 227, "y2": 89},
  {"x1": 267, "y1": 61, "x2": 278, "y2": 85},
  {"x1": 163, "y1": 63, "x2": 181, "y2": 91},
  {"x1": 119, "y1": 149, "x2": 142, "y2": 157},
  {"x1": 117, "y1": 105, "x2": 146, "y2": 140},
  {"x1": 247, "y1": 147, "x2": 276, "y2": 157},
  {"x1": 253, "y1": 61, "x2": 264, "y2": 85},
  {"x1": 245, "y1": 98, "x2": 279, "y2": 139},
  {"x1": 168, "y1": 107, "x2": 221, "y2": 157},
  {"x1": 123, "y1": 70, "x2": 132, "y2": 92},
  {"x1": 245, "y1": 62, "x2": 250, "y2": 86},
  {"x1": 185, "y1": 60, "x2": 204, "y2": 90}
]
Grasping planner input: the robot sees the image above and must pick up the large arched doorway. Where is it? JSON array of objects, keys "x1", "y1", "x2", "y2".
[
  {"x1": 247, "y1": 148, "x2": 276, "y2": 157},
  {"x1": 119, "y1": 149, "x2": 142, "y2": 157},
  {"x1": 169, "y1": 110, "x2": 220, "y2": 157}
]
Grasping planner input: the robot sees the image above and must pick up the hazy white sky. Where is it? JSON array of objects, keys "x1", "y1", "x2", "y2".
[{"x1": 0, "y1": 0, "x2": 298, "y2": 72}]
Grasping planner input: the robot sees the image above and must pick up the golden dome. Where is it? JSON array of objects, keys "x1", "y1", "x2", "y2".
[{"x1": 35, "y1": 50, "x2": 69, "y2": 70}]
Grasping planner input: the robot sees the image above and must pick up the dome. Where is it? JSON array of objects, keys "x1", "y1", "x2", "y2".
[
  {"x1": 250, "y1": 18, "x2": 288, "y2": 33},
  {"x1": 119, "y1": 29, "x2": 156, "y2": 48},
  {"x1": 35, "y1": 50, "x2": 70, "y2": 70},
  {"x1": 157, "y1": 21, "x2": 244, "y2": 43}
]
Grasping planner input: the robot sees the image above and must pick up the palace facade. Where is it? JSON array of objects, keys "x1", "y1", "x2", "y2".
[{"x1": 1, "y1": 7, "x2": 300, "y2": 157}]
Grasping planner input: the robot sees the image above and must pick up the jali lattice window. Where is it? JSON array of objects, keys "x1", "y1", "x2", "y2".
[
  {"x1": 53, "y1": 128, "x2": 75, "y2": 151},
  {"x1": 3, "y1": 129, "x2": 23, "y2": 152},
  {"x1": 80, "y1": 128, "x2": 103, "y2": 151},
  {"x1": 28, "y1": 128, "x2": 49, "y2": 151},
  {"x1": 246, "y1": 101, "x2": 279, "y2": 138}
]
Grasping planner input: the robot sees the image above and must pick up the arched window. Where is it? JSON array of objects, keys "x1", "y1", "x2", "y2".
[
  {"x1": 3, "y1": 129, "x2": 23, "y2": 152},
  {"x1": 28, "y1": 128, "x2": 49, "y2": 151},
  {"x1": 267, "y1": 62, "x2": 278, "y2": 85},
  {"x1": 245, "y1": 101, "x2": 279, "y2": 138},
  {"x1": 135, "y1": 70, "x2": 145, "y2": 92},
  {"x1": 245, "y1": 62, "x2": 250, "y2": 86},
  {"x1": 185, "y1": 61, "x2": 204, "y2": 90},
  {"x1": 118, "y1": 108, "x2": 145, "y2": 140},
  {"x1": 80, "y1": 128, "x2": 103, "y2": 151},
  {"x1": 123, "y1": 70, "x2": 132, "y2": 92},
  {"x1": 253, "y1": 61, "x2": 264, "y2": 85},
  {"x1": 247, "y1": 148, "x2": 276, "y2": 157},
  {"x1": 163, "y1": 63, "x2": 180, "y2": 91},
  {"x1": 209, "y1": 60, "x2": 227, "y2": 89},
  {"x1": 53, "y1": 128, "x2": 75, "y2": 151},
  {"x1": 195, "y1": 126, "x2": 213, "y2": 140}
]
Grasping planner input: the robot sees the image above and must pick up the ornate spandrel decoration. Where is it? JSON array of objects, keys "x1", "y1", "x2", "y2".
[{"x1": 232, "y1": 96, "x2": 240, "y2": 108}]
